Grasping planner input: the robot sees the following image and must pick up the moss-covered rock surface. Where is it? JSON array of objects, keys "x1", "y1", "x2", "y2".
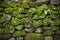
[{"x1": 0, "y1": 0, "x2": 60, "y2": 40}]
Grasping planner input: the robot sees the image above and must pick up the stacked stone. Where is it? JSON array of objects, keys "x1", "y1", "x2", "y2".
[{"x1": 0, "y1": 0, "x2": 60, "y2": 40}]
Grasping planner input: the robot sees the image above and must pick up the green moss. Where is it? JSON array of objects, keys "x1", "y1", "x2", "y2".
[
  {"x1": 0, "y1": 0, "x2": 60, "y2": 40},
  {"x1": 0, "y1": 14, "x2": 8, "y2": 23},
  {"x1": 0, "y1": 28, "x2": 4, "y2": 36},
  {"x1": 51, "y1": 26, "x2": 57, "y2": 31},
  {"x1": 25, "y1": 33, "x2": 43, "y2": 40},
  {"x1": 32, "y1": 20, "x2": 43, "y2": 27},
  {"x1": 11, "y1": 17, "x2": 21, "y2": 25},
  {"x1": 44, "y1": 30, "x2": 54, "y2": 35},
  {"x1": 3, "y1": 25, "x2": 14, "y2": 33},
  {"x1": 28, "y1": 7, "x2": 36, "y2": 13},
  {"x1": 13, "y1": 30, "x2": 26, "y2": 37}
]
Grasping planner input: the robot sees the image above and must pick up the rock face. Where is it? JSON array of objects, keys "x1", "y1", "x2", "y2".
[{"x1": 0, "y1": 0, "x2": 60, "y2": 40}]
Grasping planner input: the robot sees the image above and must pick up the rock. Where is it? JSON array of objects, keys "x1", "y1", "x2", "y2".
[
  {"x1": 14, "y1": 0, "x2": 18, "y2": 2},
  {"x1": 36, "y1": 0, "x2": 49, "y2": 5},
  {"x1": 13, "y1": 30, "x2": 26, "y2": 37},
  {"x1": 0, "y1": 13, "x2": 3, "y2": 16},
  {"x1": 3, "y1": 25, "x2": 15, "y2": 33},
  {"x1": 28, "y1": 7, "x2": 36, "y2": 14},
  {"x1": 43, "y1": 27, "x2": 51, "y2": 30},
  {"x1": 11, "y1": 17, "x2": 21, "y2": 25},
  {"x1": 9, "y1": 37, "x2": 15, "y2": 40},
  {"x1": 50, "y1": 0, "x2": 60, "y2": 5},
  {"x1": 29, "y1": 2, "x2": 35, "y2": 7},
  {"x1": 25, "y1": 24, "x2": 31, "y2": 28},
  {"x1": 0, "y1": 28, "x2": 4, "y2": 36},
  {"x1": 4, "y1": 0, "x2": 11, "y2": 4},
  {"x1": 24, "y1": 28, "x2": 34, "y2": 33},
  {"x1": 45, "y1": 36, "x2": 53, "y2": 40},
  {"x1": 43, "y1": 30, "x2": 54, "y2": 35},
  {"x1": 35, "y1": 28, "x2": 43, "y2": 33},
  {"x1": 43, "y1": 18, "x2": 52, "y2": 26},
  {"x1": 0, "y1": 34, "x2": 11, "y2": 40},
  {"x1": 15, "y1": 25, "x2": 24, "y2": 30},
  {"x1": 6, "y1": 14, "x2": 11, "y2": 21},
  {"x1": 51, "y1": 26, "x2": 57, "y2": 31},
  {"x1": 32, "y1": 20, "x2": 43, "y2": 27},
  {"x1": 25, "y1": 33, "x2": 43, "y2": 40},
  {"x1": 16, "y1": 37, "x2": 24, "y2": 40}
]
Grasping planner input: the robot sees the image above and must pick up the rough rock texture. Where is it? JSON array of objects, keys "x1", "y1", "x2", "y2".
[{"x1": 0, "y1": 0, "x2": 60, "y2": 40}]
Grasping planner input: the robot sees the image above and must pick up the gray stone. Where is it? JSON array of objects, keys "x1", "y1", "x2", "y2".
[
  {"x1": 9, "y1": 37, "x2": 15, "y2": 40},
  {"x1": 7, "y1": 14, "x2": 11, "y2": 21},
  {"x1": 36, "y1": 0, "x2": 49, "y2": 5},
  {"x1": 25, "y1": 24, "x2": 31, "y2": 28},
  {"x1": 4, "y1": 0, "x2": 11, "y2": 4}
]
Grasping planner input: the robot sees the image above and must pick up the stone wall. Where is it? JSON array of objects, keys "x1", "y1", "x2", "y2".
[{"x1": 0, "y1": 0, "x2": 60, "y2": 40}]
